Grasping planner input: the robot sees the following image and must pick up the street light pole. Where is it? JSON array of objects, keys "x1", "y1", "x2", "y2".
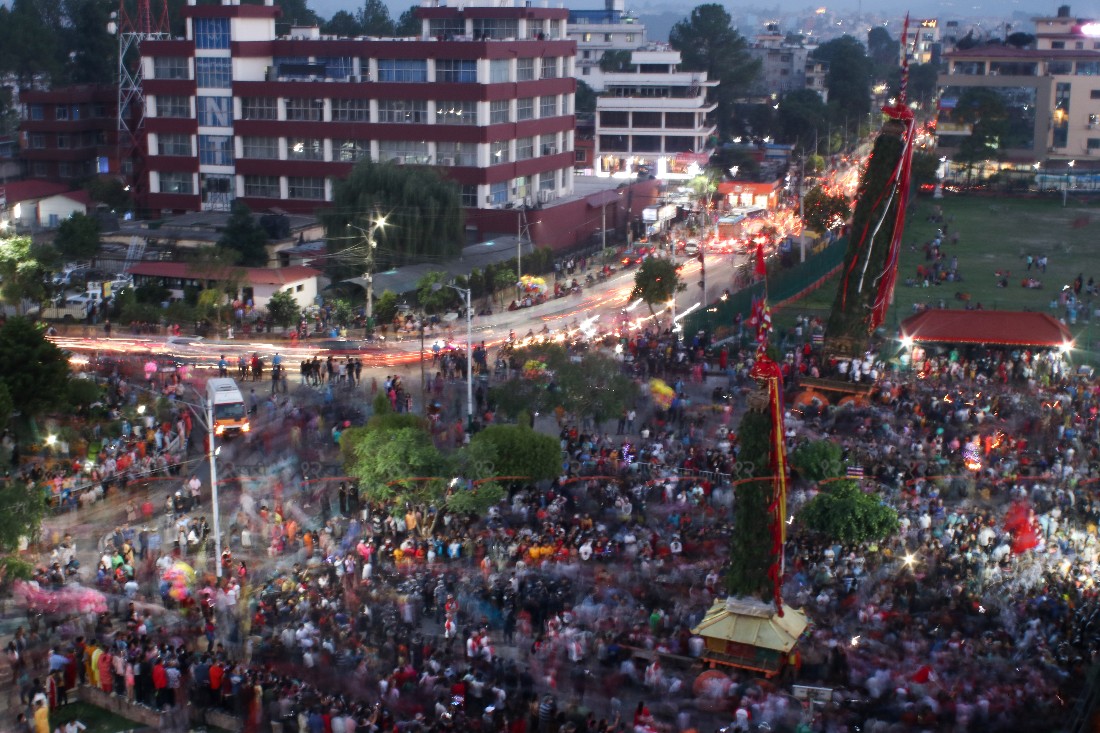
[
  {"x1": 433, "y1": 281, "x2": 475, "y2": 431},
  {"x1": 205, "y1": 397, "x2": 222, "y2": 579},
  {"x1": 349, "y1": 214, "x2": 387, "y2": 327}
]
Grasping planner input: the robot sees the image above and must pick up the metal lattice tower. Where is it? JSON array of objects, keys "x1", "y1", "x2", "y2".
[{"x1": 114, "y1": 0, "x2": 169, "y2": 191}]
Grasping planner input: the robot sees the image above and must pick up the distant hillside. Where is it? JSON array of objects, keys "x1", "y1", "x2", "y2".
[{"x1": 637, "y1": 11, "x2": 681, "y2": 44}]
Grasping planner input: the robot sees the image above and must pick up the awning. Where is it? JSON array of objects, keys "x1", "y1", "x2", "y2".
[{"x1": 899, "y1": 310, "x2": 1073, "y2": 348}]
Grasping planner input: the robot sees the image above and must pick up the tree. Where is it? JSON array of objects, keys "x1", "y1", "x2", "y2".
[
  {"x1": 66, "y1": 377, "x2": 103, "y2": 417},
  {"x1": 802, "y1": 185, "x2": 850, "y2": 233},
  {"x1": 547, "y1": 349, "x2": 637, "y2": 428},
  {"x1": 575, "y1": 80, "x2": 597, "y2": 117},
  {"x1": 789, "y1": 440, "x2": 844, "y2": 483},
  {"x1": 347, "y1": 427, "x2": 446, "y2": 505},
  {"x1": 630, "y1": 257, "x2": 682, "y2": 318},
  {"x1": 61, "y1": 0, "x2": 116, "y2": 85},
  {"x1": 669, "y1": 4, "x2": 760, "y2": 137},
  {"x1": 599, "y1": 49, "x2": 634, "y2": 73},
  {"x1": 374, "y1": 290, "x2": 399, "y2": 324},
  {"x1": 776, "y1": 89, "x2": 828, "y2": 150},
  {"x1": 799, "y1": 480, "x2": 899, "y2": 544},
  {"x1": 1006, "y1": 32, "x2": 1035, "y2": 49},
  {"x1": 85, "y1": 177, "x2": 133, "y2": 213},
  {"x1": 866, "y1": 26, "x2": 899, "y2": 79},
  {"x1": 322, "y1": 10, "x2": 362, "y2": 36},
  {"x1": 0, "y1": 236, "x2": 48, "y2": 313},
  {"x1": 217, "y1": 202, "x2": 269, "y2": 267},
  {"x1": 53, "y1": 213, "x2": 101, "y2": 261},
  {"x1": 726, "y1": 409, "x2": 776, "y2": 598},
  {"x1": 0, "y1": 382, "x2": 12, "y2": 429},
  {"x1": 266, "y1": 289, "x2": 301, "y2": 329},
  {"x1": 0, "y1": 479, "x2": 47, "y2": 552},
  {"x1": 470, "y1": 424, "x2": 561, "y2": 483},
  {"x1": 321, "y1": 160, "x2": 464, "y2": 275},
  {"x1": 911, "y1": 152, "x2": 940, "y2": 188},
  {"x1": 417, "y1": 272, "x2": 459, "y2": 315},
  {"x1": 812, "y1": 36, "x2": 872, "y2": 124},
  {"x1": 274, "y1": 0, "x2": 318, "y2": 26},
  {"x1": 359, "y1": 0, "x2": 394, "y2": 36},
  {"x1": 394, "y1": 5, "x2": 420, "y2": 36},
  {"x1": 0, "y1": 317, "x2": 72, "y2": 419}
]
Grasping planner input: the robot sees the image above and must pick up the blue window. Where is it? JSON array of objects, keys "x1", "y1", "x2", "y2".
[
  {"x1": 29, "y1": 105, "x2": 43, "y2": 121},
  {"x1": 489, "y1": 181, "x2": 507, "y2": 206},
  {"x1": 436, "y1": 59, "x2": 476, "y2": 83},
  {"x1": 318, "y1": 57, "x2": 354, "y2": 79},
  {"x1": 197, "y1": 96, "x2": 232, "y2": 127},
  {"x1": 198, "y1": 134, "x2": 233, "y2": 166},
  {"x1": 377, "y1": 59, "x2": 427, "y2": 82},
  {"x1": 196, "y1": 57, "x2": 232, "y2": 88},
  {"x1": 194, "y1": 18, "x2": 230, "y2": 49}
]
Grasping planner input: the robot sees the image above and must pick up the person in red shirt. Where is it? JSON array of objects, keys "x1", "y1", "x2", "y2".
[
  {"x1": 208, "y1": 660, "x2": 224, "y2": 708},
  {"x1": 152, "y1": 659, "x2": 168, "y2": 710}
]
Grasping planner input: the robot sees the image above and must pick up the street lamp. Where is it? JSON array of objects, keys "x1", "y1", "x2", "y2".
[
  {"x1": 347, "y1": 214, "x2": 387, "y2": 326},
  {"x1": 433, "y1": 281, "x2": 474, "y2": 431}
]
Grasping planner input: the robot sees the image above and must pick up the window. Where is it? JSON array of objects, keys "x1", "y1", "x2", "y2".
[
  {"x1": 29, "y1": 105, "x2": 43, "y2": 121},
  {"x1": 317, "y1": 57, "x2": 354, "y2": 79},
  {"x1": 1052, "y1": 41, "x2": 1066, "y2": 49},
  {"x1": 665, "y1": 112, "x2": 695, "y2": 128},
  {"x1": 194, "y1": 18, "x2": 230, "y2": 49},
  {"x1": 332, "y1": 98, "x2": 370, "y2": 122},
  {"x1": 488, "y1": 181, "x2": 508, "y2": 205},
  {"x1": 1092, "y1": 90, "x2": 1100, "y2": 100},
  {"x1": 197, "y1": 96, "x2": 232, "y2": 127},
  {"x1": 287, "y1": 176, "x2": 325, "y2": 200},
  {"x1": 32, "y1": 162, "x2": 47, "y2": 177},
  {"x1": 436, "y1": 100, "x2": 476, "y2": 125},
  {"x1": 428, "y1": 18, "x2": 465, "y2": 38},
  {"x1": 517, "y1": 97, "x2": 534, "y2": 120},
  {"x1": 377, "y1": 59, "x2": 427, "y2": 82},
  {"x1": 29, "y1": 134, "x2": 45, "y2": 149},
  {"x1": 56, "y1": 134, "x2": 70, "y2": 149},
  {"x1": 159, "y1": 171, "x2": 194, "y2": 195},
  {"x1": 196, "y1": 57, "x2": 232, "y2": 88},
  {"x1": 490, "y1": 59, "x2": 511, "y2": 83},
  {"x1": 490, "y1": 100, "x2": 510, "y2": 124},
  {"x1": 625, "y1": 33, "x2": 634, "y2": 43},
  {"x1": 436, "y1": 59, "x2": 477, "y2": 83},
  {"x1": 472, "y1": 18, "x2": 517, "y2": 39},
  {"x1": 241, "y1": 97, "x2": 277, "y2": 120},
  {"x1": 1091, "y1": 113, "x2": 1100, "y2": 127},
  {"x1": 158, "y1": 133, "x2": 191, "y2": 157},
  {"x1": 199, "y1": 134, "x2": 233, "y2": 165},
  {"x1": 377, "y1": 140, "x2": 430, "y2": 164},
  {"x1": 155, "y1": 57, "x2": 189, "y2": 80},
  {"x1": 244, "y1": 175, "x2": 280, "y2": 198},
  {"x1": 540, "y1": 95, "x2": 557, "y2": 118},
  {"x1": 436, "y1": 142, "x2": 475, "y2": 166},
  {"x1": 539, "y1": 134, "x2": 558, "y2": 156},
  {"x1": 515, "y1": 136, "x2": 534, "y2": 160},
  {"x1": 490, "y1": 140, "x2": 510, "y2": 163},
  {"x1": 1077, "y1": 61, "x2": 1100, "y2": 75},
  {"x1": 517, "y1": 58, "x2": 535, "y2": 81},
  {"x1": 633, "y1": 111, "x2": 660, "y2": 127},
  {"x1": 285, "y1": 98, "x2": 323, "y2": 122},
  {"x1": 59, "y1": 163, "x2": 73, "y2": 179},
  {"x1": 582, "y1": 32, "x2": 592, "y2": 42},
  {"x1": 242, "y1": 137, "x2": 278, "y2": 159},
  {"x1": 1089, "y1": 138, "x2": 1100, "y2": 150},
  {"x1": 604, "y1": 34, "x2": 612, "y2": 42},
  {"x1": 71, "y1": 105, "x2": 81, "y2": 121},
  {"x1": 539, "y1": 170, "x2": 556, "y2": 191},
  {"x1": 156, "y1": 95, "x2": 190, "y2": 118},
  {"x1": 287, "y1": 137, "x2": 323, "y2": 161},
  {"x1": 460, "y1": 185, "x2": 478, "y2": 207},
  {"x1": 378, "y1": 100, "x2": 428, "y2": 123},
  {"x1": 541, "y1": 57, "x2": 558, "y2": 79},
  {"x1": 55, "y1": 106, "x2": 69, "y2": 121},
  {"x1": 334, "y1": 140, "x2": 370, "y2": 162}
]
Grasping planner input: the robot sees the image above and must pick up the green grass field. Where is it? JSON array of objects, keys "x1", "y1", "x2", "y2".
[{"x1": 778, "y1": 193, "x2": 1100, "y2": 355}]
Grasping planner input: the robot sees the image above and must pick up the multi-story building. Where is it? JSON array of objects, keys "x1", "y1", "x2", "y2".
[
  {"x1": 594, "y1": 49, "x2": 716, "y2": 181},
  {"x1": 804, "y1": 59, "x2": 828, "y2": 102},
  {"x1": 19, "y1": 85, "x2": 121, "y2": 182},
  {"x1": 936, "y1": 6, "x2": 1100, "y2": 167},
  {"x1": 748, "y1": 30, "x2": 812, "y2": 99},
  {"x1": 903, "y1": 19, "x2": 941, "y2": 65},
  {"x1": 567, "y1": 0, "x2": 647, "y2": 91},
  {"x1": 138, "y1": 0, "x2": 578, "y2": 244}
]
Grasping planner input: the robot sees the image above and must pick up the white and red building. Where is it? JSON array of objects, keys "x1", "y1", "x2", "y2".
[{"x1": 138, "y1": 0, "x2": 594, "y2": 247}]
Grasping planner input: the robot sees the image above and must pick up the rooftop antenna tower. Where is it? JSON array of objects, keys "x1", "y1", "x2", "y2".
[{"x1": 110, "y1": 0, "x2": 170, "y2": 203}]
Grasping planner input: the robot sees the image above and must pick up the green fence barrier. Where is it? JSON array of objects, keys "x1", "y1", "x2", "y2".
[{"x1": 686, "y1": 237, "x2": 848, "y2": 338}]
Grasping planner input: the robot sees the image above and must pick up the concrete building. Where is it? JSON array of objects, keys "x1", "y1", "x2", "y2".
[
  {"x1": 748, "y1": 30, "x2": 812, "y2": 99},
  {"x1": 138, "y1": 0, "x2": 580, "y2": 246},
  {"x1": 594, "y1": 49, "x2": 717, "y2": 181},
  {"x1": 567, "y1": 0, "x2": 647, "y2": 91},
  {"x1": 0, "y1": 179, "x2": 91, "y2": 231},
  {"x1": 127, "y1": 261, "x2": 323, "y2": 310},
  {"x1": 936, "y1": 6, "x2": 1100, "y2": 168},
  {"x1": 19, "y1": 85, "x2": 122, "y2": 182},
  {"x1": 903, "y1": 19, "x2": 941, "y2": 65}
]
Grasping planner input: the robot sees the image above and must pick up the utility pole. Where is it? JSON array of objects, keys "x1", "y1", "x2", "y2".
[
  {"x1": 204, "y1": 398, "x2": 222, "y2": 579},
  {"x1": 349, "y1": 213, "x2": 387, "y2": 328}
]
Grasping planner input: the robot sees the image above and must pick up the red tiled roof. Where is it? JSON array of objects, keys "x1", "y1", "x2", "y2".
[
  {"x1": 127, "y1": 261, "x2": 320, "y2": 284},
  {"x1": 899, "y1": 310, "x2": 1072, "y2": 347},
  {"x1": 1, "y1": 180, "x2": 70, "y2": 203}
]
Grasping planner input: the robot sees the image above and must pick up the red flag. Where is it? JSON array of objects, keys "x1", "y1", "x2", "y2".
[{"x1": 755, "y1": 242, "x2": 767, "y2": 277}]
